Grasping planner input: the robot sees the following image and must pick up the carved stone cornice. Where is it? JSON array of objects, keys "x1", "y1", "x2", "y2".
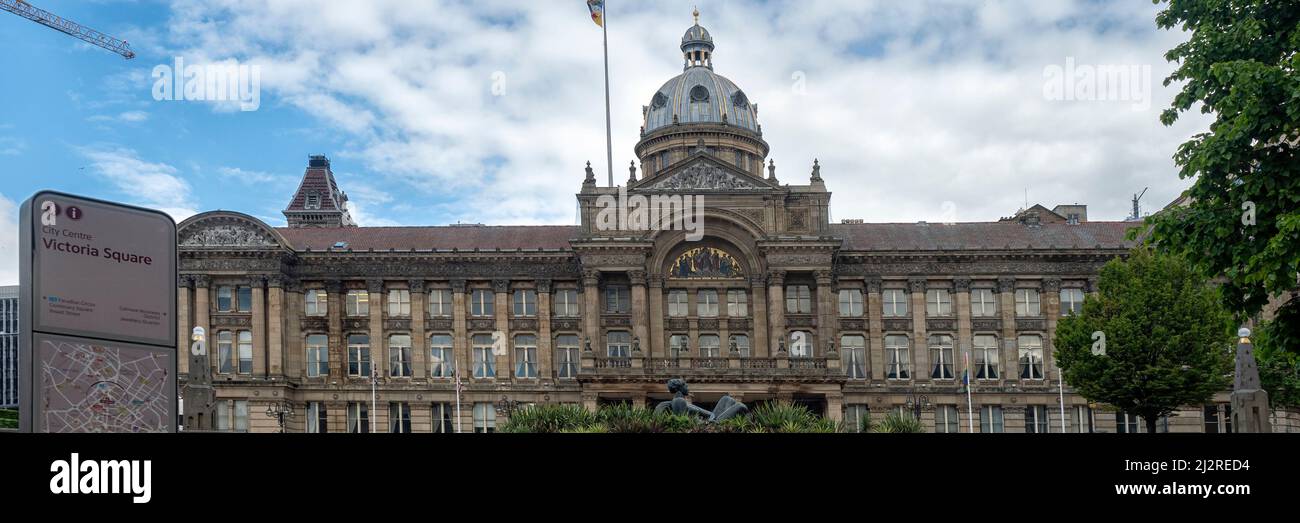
[
  {"x1": 628, "y1": 270, "x2": 647, "y2": 286},
  {"x1": 451, "y1": 279, "x2": 468, "y2": 293},
  {"x1": 492, "y1": 279, "x2": 511, "y2": 294},
  {"x1": 953, "y1": 277, "x2": 972, "y2": 293},
  {"x1": 367, "y1": 279, "x2": 384, "y2": 294},
  {"x1": 536, "y1": 279, "x2": 553, "y2": 294},
  {"x1": 193, "y1": 275, "x2": 211, "y2": 289},
  {"x1": 996, "y1": 277, "x2": 1017, "y2": 294},
  {"x1": 908, "y1": 277, "x2": 928, "y2": 294},
  {"x1": 408, "y1": 279, "x2": 426, "y2": 293}
]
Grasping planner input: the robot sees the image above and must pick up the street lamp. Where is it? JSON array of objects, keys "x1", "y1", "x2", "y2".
[
  {"x1": 904, "y1": 389, "x2": 930, "y2": 420},
  {"x1": 265, "y1": 401, "x2": 294, "y2": 433}
]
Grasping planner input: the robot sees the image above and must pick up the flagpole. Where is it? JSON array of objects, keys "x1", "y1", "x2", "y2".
[
  {"x1": 370, "y1": 365, "x2": 377, "y2": 433},
  {"x1": 1058, "y1": 369, "x2": 1067, "y2": 433},
  {"x1": 455, "y1": 369, "x2": 463, "y2": 434},
  {"x1": 601, "y1": 4, "x2": 615, "y2": 188},
  {"x1": 964, "y1": 350, "x2": 974, "y2": 433}
]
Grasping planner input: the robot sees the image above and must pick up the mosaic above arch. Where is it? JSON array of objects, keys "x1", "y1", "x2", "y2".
[{"x1": 668, "y1": 247, "x2": 745, "y2": 279}]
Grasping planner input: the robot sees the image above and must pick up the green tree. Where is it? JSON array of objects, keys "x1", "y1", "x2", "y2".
[
  {"x1": 1148, "y1": 0, "x2": 1300, "y2": 349},
  {"x1": 1055, "y1": 249, "x2": 1234, "y2": 433},
  {"x1": 1256, "y1": 319, "x2": 1300, "y2": 408}
]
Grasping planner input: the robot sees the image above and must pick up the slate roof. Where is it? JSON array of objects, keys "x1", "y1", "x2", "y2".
[
  {"x1": 830, "y1": 221, "x2": 1138, "y2": 252},
  {"x1": 275, "y1": 226, "x2": 581, "y2": 252}
]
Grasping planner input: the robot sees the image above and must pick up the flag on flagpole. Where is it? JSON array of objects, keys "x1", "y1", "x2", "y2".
[{"x1": 587, "y1": 0, "x2": 605, "y2": 27}]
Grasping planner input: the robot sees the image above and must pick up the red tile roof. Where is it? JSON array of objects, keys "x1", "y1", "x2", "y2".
[
  {"x1": 275, "y1": 226, "x2": 581, "y2": 251},
  {"x1": 830, "y1": 221, "x2": 1138, "y2": 251}
]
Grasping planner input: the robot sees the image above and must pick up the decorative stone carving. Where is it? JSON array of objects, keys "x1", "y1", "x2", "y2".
[
  {"x1": 551, "y1": 319, "x2": 580, "y2": 331},
  {"x1": 909, "y1": 278, "x2": 928, "y2": 293},
  {"x1": 343, "y1": 318, "x2": 368, "y2": 331},
  {"x1": 582, "y1": 270, "x2": 601, "y2": 286},
  {"x1": 511, "y1": 319, "x2": 539, "y2": 332},
  {"x1": 366, "y1": 279, "x2": 384, "y2": 294},
  {"x1": 971, "y1": 319, "x2": 1001, "y2": 331},
  {"x1": 954, "y1": 277, "x2": 972, "y2": 293},
  {"x1": 787, "y1": 209, "x2": 808, "y2": 231},
  {"x1": 536, "y1": 279, "x2": 553, "y2": 294},
  {"x1": 250, "y1": 276, "x2": 267, "y2": 289},
  {"x1": 469, "y1": 319, "x2": 495, "y2": 331},
  {"x1": 865, "y1": 277, "x2": 882, "y2": 294},
  {"x1": 628, "y1": 271, "x2": 647, "y2": 286},
  {"x1": 646, "y1": 161, "x2": 769, "y2": 191},
  {"x1": 301, "y1": 317, "x2": 328, "y2": 332},
  {"x1": 698, "y1": 319, "x2": 719, "y2": 331},
  {"x1": 179, "y1": 223, "x2": 279, "y2": 248},
  {"x1": 212, "y1": 315, "x2": 252, "y2": 328},
  {"x1": 927, "y1": 319, "x2": 956, "y2": 332},
  {"x1": 767, "y1": 271, "x2": 787, "y2": 287},
  {"x1": 193, "y1": 275, "x2": 211, "y2": 288},
  {"x1": 996, "y1": 277, "x2": 1017, "y2": 294},
  {"x1": 451, "y1": 279, "x2": 468, "y2": 293},
  {"x1": 814, "y1": 271, "x2": 834, "y2": 285},
  {"x1": 428, "y1": 319, "x2": 454, "y2": 331},
  {"x1": 408, "y1": 280, "x2": 426, "y2": 293},
  {"x1": 667, "y1": 319, "x2": 690, "y2": 331},
  {"x1": 787, "y1": 315, "x2": 816, "y2": 328},
  {"x1": 1016, "y1": 319, "x2": 1046, "y2": 331},
  {"x1": 385, "y1": 319, "x2": 412, "y2": 331},
  {"x1": 267, "y1": 275, "x2": 286, "y2": 289},
  {"x1": 177, "y1": 275, "x2": 193, "y2": 288},
  {"x1": 1042, "y1": 278, "x2": 1061, "y2": 292},
  {"x1": 727, "y1": 319, "x2": 751, "y2": 331},
  {"x1": 840, "y1": 319, "x2": 866, "y2": 331},
  {"x1": 602, "y1": 317, "x2": 632, "y2": 327},
  {"x1": 492, "y1": 279, "x2": 511, "y2": 294},
  {"x1": 883, "y1": 319, "x2": 912, "y2": 332}
]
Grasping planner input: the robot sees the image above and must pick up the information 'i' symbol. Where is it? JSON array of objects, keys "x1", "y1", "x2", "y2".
[{"x1": 66, "y1": 206, "x2": 83, "y2": 221}]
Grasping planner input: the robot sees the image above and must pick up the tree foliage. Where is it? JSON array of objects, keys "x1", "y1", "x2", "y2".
[
  {"x1": 1148, "y1": 0, "x2": 1300, "y2": 347},
  {"x1": 1055, "y1": 249, "x2": 1234, "y2": 433},
  {"x1": 1256, "y1": 318, "x2": 1300, "y2": 407}
]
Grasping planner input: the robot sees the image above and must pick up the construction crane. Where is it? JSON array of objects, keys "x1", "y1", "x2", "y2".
[
  {"x1": 1129, "y1": 187, "x2": 1149, "y2": 222},
  {"x1": 1, "y1": 0, "x2": 135, "y2": 59}
]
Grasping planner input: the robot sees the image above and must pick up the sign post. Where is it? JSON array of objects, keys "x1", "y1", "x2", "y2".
[{"x1": 18, "y1": 191, "x2": 178, "y2": 433}]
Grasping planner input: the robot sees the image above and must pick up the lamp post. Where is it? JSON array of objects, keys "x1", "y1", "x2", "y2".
[
  {"x1": 904, "y1": 389, "x2": 930, "y2": 420},
  {"x1": 265, "y1": 401, "x2": 294, "y2": 434}
]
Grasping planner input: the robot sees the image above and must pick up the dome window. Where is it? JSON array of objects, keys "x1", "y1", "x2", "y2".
[
  {"x1": 652, "y1": 92, "x2": 668, "y2": 109},
  {"x1": 731, "y1": 91, "x2": 749, "y2": 108},
  {"x1": 690, "y1": 85, "x2": 710, "y2": 103}
]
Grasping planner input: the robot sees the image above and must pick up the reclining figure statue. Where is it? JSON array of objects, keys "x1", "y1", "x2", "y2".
[{"x1": 653, "y1": 378, "x2": 749, "y2": 422}]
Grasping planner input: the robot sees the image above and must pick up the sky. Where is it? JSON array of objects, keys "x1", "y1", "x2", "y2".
[{"x1": 0, "y1": 0, "x2": 1211, "y2": 285}]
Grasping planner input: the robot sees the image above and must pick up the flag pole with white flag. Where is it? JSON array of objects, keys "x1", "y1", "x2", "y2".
[
  {"x1": 1058, "y1": 369, "x2": 1067, "y2": 433},
  {"x1": 964, "y1": 350, "x2": 975, "y2": 433},
  {"x1": 454, "y1": 367, "x2": 464, "y2": 434},
  {"x1": 588, "y1": 0, "x2": 615, "y2": 187}
]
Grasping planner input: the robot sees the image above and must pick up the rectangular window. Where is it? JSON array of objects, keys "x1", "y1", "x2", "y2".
[
  {"x1": 607, "y1": 331, "x2": 631, "y2": 359},
  {"x1": 980, "y1": 405, "x2": 1005, "y2": 433},
  {"x1": 514, "y1": 335, "x2": 538, "y2": 378},
  {"x1": 513, "y1": 290, "x2": 537, "y2": 317},
  {"x1": 926, "y1": 289, "x2": 952, "y2": 317},
  {"x1": 971, "y1": 288, "x2": 997, "y2": 317},
  {"x1": 556, "y1": 335, "x2": 580, "y2": 379},
  {"x1": 882, "y1": 289, "x2": 909, "y2": 317},
  {"x1": 670, "y1": 334, "x2": 690, "y2": 357},
  {"x1": 838, "y1": 289, "x2": 864, "y2": 317},
  {"x1": 1015, "y1": 289, "x2": 1041, "y2": 317},
  {"x1": 698, "y1": 335, "x2": 721, "y2": 358},
  {"x1": 1074, "y1": 405, "x2": 1095, "y2": 433},
  {"x1": 305, "y1": 289, "x2": 327, "y2": 316},
  {"x1": 234, "y1": 400, "x2": 249, "y2": 432},
  {"x1": 1204, "y1": 405, "x2": 1220, "y2": 434},
  {"x1": 237, "y1": 287, "x2": 252, "y2": 312},
  {"x1": 346, "y1": 290, "x2": 370, "y2": 317},
  {"x1": 217, "y1": 331, "x2": 234, "y2": 374},
  {"x1": 429, "y1": 335, "x2": 455, "y2": 378},
  {"x1": 668, "y1": 290, "x2": 689, "y2": 317},
  {"x1": 885, "y1": 335, "x2": 910, "y2": 380},
  {"x1": 389, "y1": 334, "x2": 412, "y2": 377},
  {"x1": 429, "y1": 289, "x2": 453, "y2": 317},
  {"x1": 731, "y1": 334, "x2": 751, "y2": 358},
  {"x1": 785, "y1": 285, "x2": 811, "y2": 314},
  {"x1": 1060, "y1": 288, "x2": 1085, "y2": 316},
  {"x1": 432, "y1": 403, "x2": 454, "y2": 434},
  {"x1": 698, "y1": 289, "x2": 719, "y2": 317},
  {"x1": 388, "y1": 289, "x2": 411, "y2": 317},
  {"x1": 471, "y1": 289, "x2": 494, "y2": 317},
  {"x1": 348, "y1": 402, "x2": 369, "y2": 433},
  {"x1": 217, "y1": 286, "x2": 233, "y2": 312},
  {"x1": 1116, "y1": 412, "x2": 1140, "y2": 434},
  {"x1": 974, "y1": 334, "x2": 999, "y2": 380},
  {"x1": 553, "y1": 290, "x2": 579, "y2": 317},
  {"x1": 307, "y1": 402, "x2": 328, "y2": 434},
  {"x1": 1025, "y1": 405, "x2": 1049, "y2": 433},
  {"x1": 1018, "y1": 335, "x2": 1044, "y2": 380},
  {"x1": 237, "y1": 330, "x2": 253, "y2": 374},
  {"x1": 472, "y1": 334, "x2": 495, "y2": 378},
  {"x1": 347, "y1": 334, "x2": 371, "y2": 377},
  {"x1": 727, "y1": 290, "x2": 748, "y2": 317},
  {"x1": 605, "y1": 286, "x2": 630, "y2": 314},
  {"x1": 389, "y1": 403, "x2": 411, "y2": 433},
  {"x1": 842, "y1": 335, "x2": 866, "y2": 379},
  {"x1": 929, "y1": 334, "x2": 954, "y2": 380},
  {"x1": 215, "y1": 400, "x2": 230, "y2": 431},
  {"x1": 473, "y1": 403, "x2": 496, "y2": 433},
  {"x1": 935, "y1": 405, "x2": 959, "y2": 433},
  {"x1": 306, "y1": 334, "x2": 329, "y2": 377},
  {"x1": 845, "y1": 405, "x2": 870, "y2": 433}
]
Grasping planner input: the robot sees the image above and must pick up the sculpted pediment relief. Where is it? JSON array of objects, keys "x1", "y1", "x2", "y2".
[
  {"x1": 180, "y1": 223, "x2": 279, "y2": 248},
  {"x1": 643, "y1": 160, "x2": 771, "y2": 192}
]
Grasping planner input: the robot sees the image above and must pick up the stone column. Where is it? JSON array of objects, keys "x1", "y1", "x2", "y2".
[
  {"x1": 451, "y1": 280, "x2": 469, "y2": 380},
  {"x1": 648, "y1": 275, "x2": 665, "y2": 358},
  {"x1": 368, "y1": 280, "x2": 386, "y2": 380},
  {"x1": 910, "y1": 277, "x2": 929, "y2": 382},
  {"x1": 193, "y1": 276, "x2": 211, "y2": 375},
  {"x1": 409, "y1": 280, "x2": 427, "y2": 379},
  {"x1": 537, "y1": 279, "x2": 553, "y2": 379},
  {"x1": 326, "y1": 280, "x2": 344, "y2": 380},
  {"x1": 1042, "y1": 278, "x2": 1061, "y2": 378},
  {"x1": 998, "y1": 277, "x2": 1017, "y2": 384},
  {"x1": 826, "y1": 393, "x2": 844, "y2": 425},
  {"x1": 867, "y1": 277, "x2": 884, "y2": 380},
  {"x1": 493, "y1": 279, "x2": 511, "y2": 379},
  {"x1": 629, "y1": 271, "x2": 649, "y2": 359},
  {"x1": 251, "y1": 277, "x2": 267, "y2": 376},
  {"x1": 815, "y1": 271, "x2": 835, "y2": 359},
  {"x1": 285, "y1": 281, "x2": 304, "y2": 378},
  {"x1": 954, "y1": 277, "x2": 972, "y2": 379},
  {"x1": 267, "y1": 276, "x2": 285, "y2": 377},
  {"x1": 767, "y1": 271, "x2": 787, "y2": 357},
  {"x1": 177, "y1": 276, "x2": 192, "y2": 374},
  {"x1": 582, "y1": 270, "x2": 601, "y2": 356},
  {"x1": 750, "y1": 277, "x2": 768, "y2": 358}
]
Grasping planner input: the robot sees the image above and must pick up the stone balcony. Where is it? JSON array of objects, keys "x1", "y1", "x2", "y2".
[{"x1": 580, "y1": 352, "x2": 844, "y2": 383}]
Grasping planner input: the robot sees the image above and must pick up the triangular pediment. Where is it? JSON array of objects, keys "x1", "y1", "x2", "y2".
[{"x1": 634, "y1": 153, "x2": 777, "y2": 192}]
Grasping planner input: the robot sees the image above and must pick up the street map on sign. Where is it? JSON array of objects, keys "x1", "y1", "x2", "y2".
[{"x1": 39, "y1": 338, "x2": 172, "y2": 433}]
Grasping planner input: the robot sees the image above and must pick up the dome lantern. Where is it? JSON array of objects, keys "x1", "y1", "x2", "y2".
[{"x1": 681, "y1": 7, "x2": 715, "y2": 70}]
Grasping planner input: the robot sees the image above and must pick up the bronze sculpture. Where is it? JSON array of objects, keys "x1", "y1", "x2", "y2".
[{"x1": 653, "y1": 379, "x2": 749, "y2": 422}]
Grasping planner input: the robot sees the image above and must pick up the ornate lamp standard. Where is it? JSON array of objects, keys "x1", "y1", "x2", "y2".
[
  {"x1": 265, "y1": 401, "x2": 294, "y2": 434},
  {"x1": 904, "y1": 389, "x2": 930, "y2": 420}
]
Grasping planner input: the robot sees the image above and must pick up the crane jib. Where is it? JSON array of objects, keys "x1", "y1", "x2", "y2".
[{"x1": 1, "y1": 0, "x2": 135, "y2": 59}]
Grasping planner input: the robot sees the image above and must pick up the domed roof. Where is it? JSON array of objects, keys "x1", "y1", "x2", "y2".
[
  {"x1": 644, "y1": 68, "x2": 758, "y2": 134},
  {"x1": 682, "y1": 24, "x2": 713, "y2": 48}
]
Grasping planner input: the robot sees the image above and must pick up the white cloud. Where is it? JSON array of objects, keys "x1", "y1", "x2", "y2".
[
  {"x1": 77, "y1": 146, "x2": 198, "y2": 222},
  {"x1": 0, "y1": 136, "x2": 25, "y2": 156},
  {"x1": 160, "y1": 0, "x2": 1209, "y2": 224},
  {"x1": 0, "y1": 193, "x2": 18, "y2": 285},
  {"x1": 218, "y1": 166, "x2": 282, "y2": 184}
]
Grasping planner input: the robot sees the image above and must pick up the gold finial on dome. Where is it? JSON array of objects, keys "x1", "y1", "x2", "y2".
[{"x1": 693, "y1": 6, "x2": 700, "y2": 25}]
